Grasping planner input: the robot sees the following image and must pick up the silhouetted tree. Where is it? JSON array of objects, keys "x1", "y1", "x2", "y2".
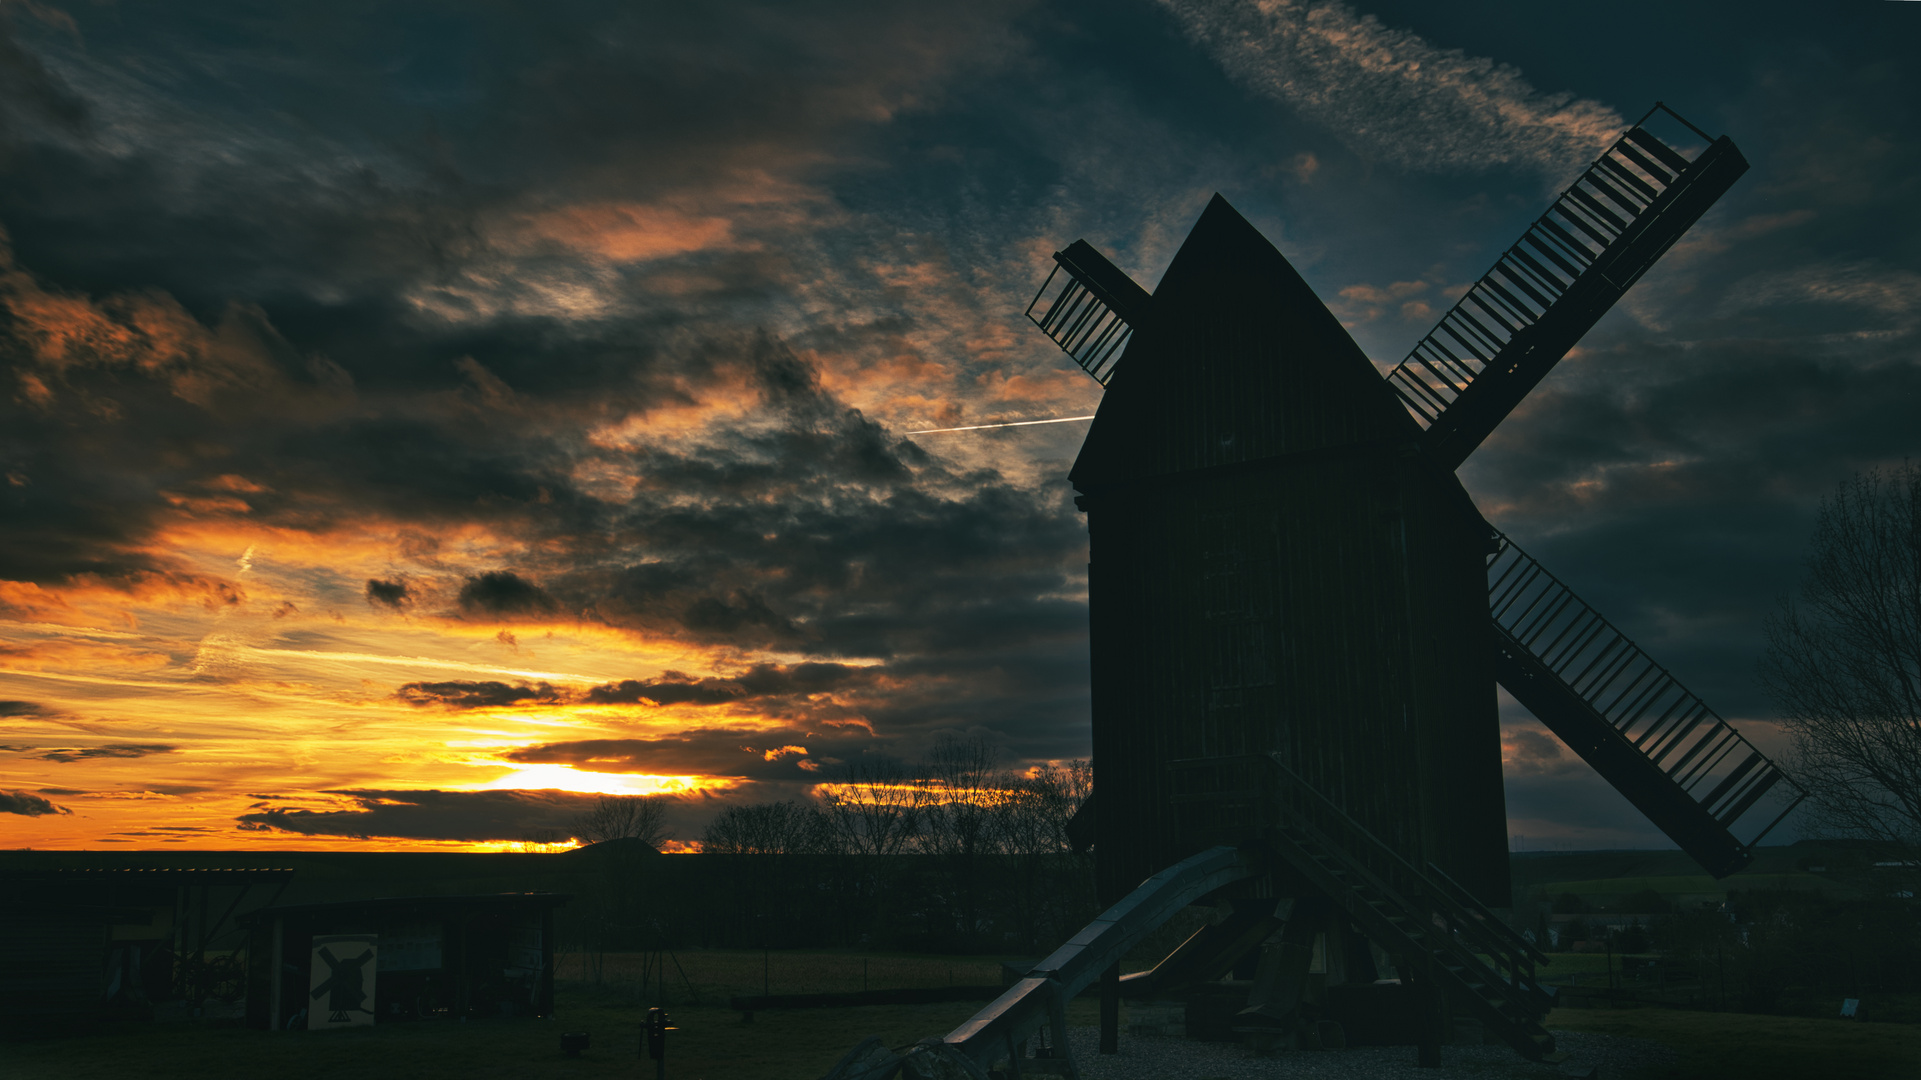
[
  {"x1": 702, "y1": 800, "x2": 832, "y2": 946},
  {"x1": 920, "y1": 734, "x2": 1004, "y2": 944},
  {"x1": 818, "y1": 757, "x2": 926, "y2": 859},
  {"x1": 569, "y1": 794, "x2": 671, "y2": 849},
  {"x1": 567, "y1": 795, "x2": 669, "y2": 982},
  {"x1": 702, "y1": 799, "x2": 830, "y2": 854},
  {"x1": 817, "y1": 757, "x2": 927, "y2": 941},
  {"x1": 1761, "y1": 464, "x2": 1921, "y2": 855},
  {"x1": 998, "y1": 760, "x2": 1095, "y2": 949}
]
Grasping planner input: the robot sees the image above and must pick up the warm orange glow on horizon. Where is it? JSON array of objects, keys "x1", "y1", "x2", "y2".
[
  {"x1": 471, "y1": 764, "x2": 727, "y2": 797},
  {"x1": 0, "y1": 508, "x2": 881, "y2": 851}
]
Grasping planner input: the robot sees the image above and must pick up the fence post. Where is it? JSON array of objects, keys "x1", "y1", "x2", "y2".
[{"x1": 1099, "y1": 962, "x2": 1119, "y2": 1054}]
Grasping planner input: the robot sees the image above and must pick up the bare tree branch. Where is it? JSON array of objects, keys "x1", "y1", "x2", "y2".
[
  {"x1": 568, "y1": 794, "x2": 671, "y2": 850},
  {"x1": 1761, "y1": 463, "x2": 1921, "y2": 852},
  {"x1": 816, "y1": 757, "x2": 926, "y2": 859},
  {"x1": 702, "y1": 799, "x2": 830, "y2": 854}
]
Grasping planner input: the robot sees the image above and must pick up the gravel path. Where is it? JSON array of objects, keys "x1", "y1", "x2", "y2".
[{"x1": 1062, "y1": 1028, "x2": 1676, "y2": 1080}]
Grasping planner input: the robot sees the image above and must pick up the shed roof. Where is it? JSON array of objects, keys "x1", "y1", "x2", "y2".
[
  {"x1": 9, "y1": 867, "x2": 295, "y2": 885},
  {"x1": 237, "y1": 892, "x2": 570, "y2": 927}
]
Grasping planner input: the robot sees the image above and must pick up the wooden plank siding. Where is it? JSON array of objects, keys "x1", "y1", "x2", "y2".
[{"x1": 1073, "y1": 195, "x2": 1509, "y2": 909}]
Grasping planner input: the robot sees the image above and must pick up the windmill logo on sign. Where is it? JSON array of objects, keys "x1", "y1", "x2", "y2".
[{"x1": 308, "y1": 934, "x2": 378, "y2": 1029}]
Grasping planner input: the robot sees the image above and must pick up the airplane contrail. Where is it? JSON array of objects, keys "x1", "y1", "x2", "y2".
[{"x1": 907, "y1": 415, "x2": 1096, "y2": 434}]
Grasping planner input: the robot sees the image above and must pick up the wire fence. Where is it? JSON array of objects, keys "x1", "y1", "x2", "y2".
[{"x1": 553, "y1": 949, "x2": 1008, "y2": 1003}]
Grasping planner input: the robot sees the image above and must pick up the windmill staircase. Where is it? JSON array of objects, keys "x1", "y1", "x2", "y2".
[
  {"x1": 1487, "y1": 531, "x2": 1804, "y2": 876},
  {"x1": 1171, "y1": 752, "x2": 1559, "y2": 1061},
  {"x1": 1384, "y1": 104, "x2": 1750, "y2": 469}
]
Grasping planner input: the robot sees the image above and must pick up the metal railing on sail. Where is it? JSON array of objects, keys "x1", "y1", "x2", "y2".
[
  {"x1": 1025, "y1": 263, "x2": 1133, "y2": 384},
  {"x1": 1386, "y1": 104, "x2": 1714, "y2": 427},
  {"x1": 1488, "y1": 530, "x2": 1805, "y2": 844}
]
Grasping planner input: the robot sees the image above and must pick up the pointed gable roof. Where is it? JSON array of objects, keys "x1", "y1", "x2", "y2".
[{"x1": 1070, "y1": 195, "x2": 1418, "y2": 491}]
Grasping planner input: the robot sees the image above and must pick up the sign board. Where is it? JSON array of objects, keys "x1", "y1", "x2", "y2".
[{"x1": 308, "y1": 934, "x2": 378, "y2": 1029}]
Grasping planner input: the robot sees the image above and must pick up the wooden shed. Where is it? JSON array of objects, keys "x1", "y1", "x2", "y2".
[
  {"x1": 0, "y1": 867, "x2": 293, "y2": 1037},
  {"x1": 238, "y1": 892, "x2": 569, "y2": 1030}
]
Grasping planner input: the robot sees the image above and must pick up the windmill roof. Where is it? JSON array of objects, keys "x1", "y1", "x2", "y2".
[{"x1": 1070, "y1": 194, "x2": 1418, "y2": 491}]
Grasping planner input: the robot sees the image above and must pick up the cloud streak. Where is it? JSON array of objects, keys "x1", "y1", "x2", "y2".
[
  {"x1": 503, "y1": 725, "x2": 878, "y2": 780},
  {"x1": 1, "y1": 788, "x2": 69, "y2": 815},
  {"x1": 38, "y1": 743, "x2": 174, "y2": 763},
  {"x1": 1157, "y1": 0, "x2": 1623, "y2": 176},
  {"x1": 237, "y1": 788, "x2": 614, "y2": 842}
]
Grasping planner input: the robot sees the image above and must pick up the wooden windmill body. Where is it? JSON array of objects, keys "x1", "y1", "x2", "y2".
[
  {"x1": 1025, "y1": 105, "x2": 1806, "y2": 1052},
  {"x1": 1070, "y1": 196, "x2": 1511, "y2": 907}
]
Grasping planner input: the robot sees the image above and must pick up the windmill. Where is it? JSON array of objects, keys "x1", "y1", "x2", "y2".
[
  {"x1": 1030, "y1": 104, "x2": 1803, "y2": 1059},
  {"x1": 822, "y1": 105, "x2": 1807, "y2": 1080}
]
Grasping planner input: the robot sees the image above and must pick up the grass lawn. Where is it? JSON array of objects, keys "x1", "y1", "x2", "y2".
[
  {"x1": 5, "y1": 994, "x2": 1065, "y2": 1080},
  {"x1": 1550, "y1": 1007, "x2": 1921, "y2": 1080},
  {"x1": 3, "y1": 950, "x2": 1102, "y2": 1080}
]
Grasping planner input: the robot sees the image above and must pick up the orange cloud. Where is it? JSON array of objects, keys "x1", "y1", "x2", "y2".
[{"x1": 513, "y1": 202, "x2": 733, "y2": 264}]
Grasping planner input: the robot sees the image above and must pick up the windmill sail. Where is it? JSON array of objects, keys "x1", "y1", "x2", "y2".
[
  {"x1": 1025, "y1": 239, "x2": 1153, "y2": 385},
  {"x1": 1387, "y1": 105, "x2": 1748, "y2": 470},
  {"x1": 1487, "y1": 531, "x2": 1805, "y2": 876}
]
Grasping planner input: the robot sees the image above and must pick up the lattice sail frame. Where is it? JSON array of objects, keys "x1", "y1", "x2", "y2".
[
  {"x1": 1488, "y1": 530, "x2": 1807, "y2": 866},
  {"x1": 1025, "y1": 240, "x2": 1153, "y2": 385},
  {"x1": 1385, "y1": 103, "x2": 1747, "y2": 468}
]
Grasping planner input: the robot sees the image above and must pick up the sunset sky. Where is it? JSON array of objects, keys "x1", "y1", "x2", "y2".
[{"x1": 2, "y1": 1, "x2": 1917, "y2": 852}]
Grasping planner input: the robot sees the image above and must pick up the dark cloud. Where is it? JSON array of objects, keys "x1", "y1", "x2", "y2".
[
  {"x1": 583, "y1": 662, "x2": 877, "y2": 707},
  {"x1": 397, "y1": 680, "x2": 562, "y2": 709},
  {"x1": 365, "y1": 579, "x2": 411, "y2": 608},
  {"x1": 584, "y1": 678, "x2": 739, "y2": 708},
  {"x1": 124, "y1": 825, "x2": 215, "y2": 833},
  {"x1": 385, "y1": 661, "x2": 885, "y2": 724},
  {"x1": 0, "y1": 4, "x2": 87, "y2": 138},
  {"x1": 0, "y1": 0, "x2": 1099, "y2": 776},
  {"x1": 236, "y1": 788, "x2": 622, "y2": 842},
  {"x1": 458, "y1": 571, "x2": 558, "y2": 616},
  {"x1": 39, "y1": 743, "x2": 174, "y2": 763},
  {"x1": 0, "y1": 700, "x2": 45, "y2": 718},
  {"x1": 503, "y1": 726, "x2": 876, "y2": 780},
  {"x1": 1, "y1": 788, "x2": 68, "y2": 815}
]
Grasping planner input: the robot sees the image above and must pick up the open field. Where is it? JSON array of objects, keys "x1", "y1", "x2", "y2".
[
  {"x1": 1550, "y1": 1007, "x2": 1921, "y2": 1080},
  {"x1": 1528, "y1": 873, "x2": 1857, "y2": 905}
]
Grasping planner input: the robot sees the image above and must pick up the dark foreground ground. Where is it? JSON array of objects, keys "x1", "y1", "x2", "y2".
[
  {"x1": 9, "y1": 948, "x2": 1919, "y2": 1080},
  {"x1": 9, "y1": 994, "x2": 1918, "y2": 1080}
]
